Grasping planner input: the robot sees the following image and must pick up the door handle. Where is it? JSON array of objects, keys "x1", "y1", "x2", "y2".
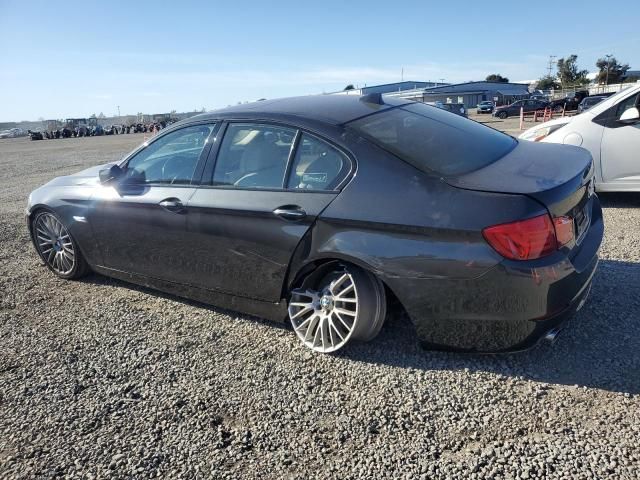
[
  {"x1": 273, "y1": 205, "x2": 307, "y2": 221},
  {"x1": 159, "y1": 198, "x2": 185, "y2": 213}
]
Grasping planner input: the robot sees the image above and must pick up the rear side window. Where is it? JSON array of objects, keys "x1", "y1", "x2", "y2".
[
  {"x1": 348, "y1": 103, "x2": 516, "y2": 176},
  {"x1": 286, "y1": 134, "x2": 349, "y2": 190},
  {"x1": 212, "y1": 123, "x2": 295, "y2": 189}
]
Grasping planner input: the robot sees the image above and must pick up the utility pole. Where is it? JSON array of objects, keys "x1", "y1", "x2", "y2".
[
  {"x1": 117, "y1": 105, "x2": 121, "y2": 117},
  {"x1": 401, "y1": 67, "x2": 404, "y2": 82},
  {"x1": 604, "y1": 54, "x2": 613, "y2": 85},
  {"x1": 547, "y1": 55, "x2": 556, "y2": 77},
  {"x1": 439, "y1": 78, "x2": 445, "y2": 85}
]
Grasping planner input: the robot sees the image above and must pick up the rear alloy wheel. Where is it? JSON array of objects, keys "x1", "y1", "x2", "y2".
[
  {"x1": 32, "y1": 211, "x2": 89, "y2": 279},
  {"x1": 498, "y1": 111, "x2": 508, "y2": 119},
  {"x1": 288, "y1": 264, "x2": 386, "y2": 353}
]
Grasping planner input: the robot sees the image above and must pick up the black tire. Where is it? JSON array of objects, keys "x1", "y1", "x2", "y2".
[
  {"x1": 498, "y1": 111, "x2": 508, "y2": 119},
  {"x1": 288, "y1": 263, "x2": 387, "y2": 352},
  {"x1": 553, "y1": 104, "x2": 564, "y2": 113},
  {"x1": 31, "y1": 209, "x2": 90, "y2": 280},
  {"x1": 350, "y1": 267, "x2": 387, "y2": 342}
]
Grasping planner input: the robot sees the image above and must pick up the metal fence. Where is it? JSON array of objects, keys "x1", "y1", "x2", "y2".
[{"x1": 542, "y1": 82, "x2": 638, "y2": 100}]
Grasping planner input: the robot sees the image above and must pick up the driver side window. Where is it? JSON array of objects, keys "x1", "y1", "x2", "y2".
[{"x1": 125, "y1": 124, "x2": 215, "y2": 185}]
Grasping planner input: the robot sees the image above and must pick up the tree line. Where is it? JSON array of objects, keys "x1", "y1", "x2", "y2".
[{"x1": 485, "y1": 55, "x2": 636, "y2": 90}]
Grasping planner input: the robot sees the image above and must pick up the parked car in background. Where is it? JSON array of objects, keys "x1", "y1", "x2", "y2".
[
  {"x1": 476, "y1": 101, "x2": 494, "y2": 114},
  {"x1": 493, "y1": 99, "x2": 549, "y2": 119},
  {"x1": 27, "y1": 130, "x2": 44, "y2": 140},
  {"x1": 577, "y1": 95, "x2": 607, "y2": 113},
  {"x1": 0, "y1": 127, "x2": 26, "y2": 138},
  {"x1": 520, "y1": 83, "x2": 640, "y2": 192},
  {"x1": 549, "y1": 90, "x2": 589, "y2": 112},
  {"x1": 27, "y1": 94, "x2": 602, "y2": 354},
  {"x1": 438, "y1": 102, "x2": 467, "y2": 117},
  {"x1": 530, "y1": 93, "x2": 549, "y2": 102}
]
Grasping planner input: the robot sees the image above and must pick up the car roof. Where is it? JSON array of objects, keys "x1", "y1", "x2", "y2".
[{"x1": 182, "y1": 94, "x2": 413, "y2": 127}]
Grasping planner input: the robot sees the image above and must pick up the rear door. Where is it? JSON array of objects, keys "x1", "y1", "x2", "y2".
[
  {"x1": 599, "y1": 90, "x2": 640, "y2": 186},
  {"x1": 185, "y1": 122, "x2": 353, "y2": 301}
]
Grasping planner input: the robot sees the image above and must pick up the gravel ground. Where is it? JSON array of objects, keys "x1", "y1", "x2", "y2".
[{"x1": 1, "y1": 134, "x2": 639, "y2": 479}]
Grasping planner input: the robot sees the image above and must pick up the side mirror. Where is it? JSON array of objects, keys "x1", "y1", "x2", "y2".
[
  {"x1": 99, "y1": 164, "x2": 123, "y2": 184},
  {"x1": 619, "y1": 107, "x2": 640, "y2": 124}
]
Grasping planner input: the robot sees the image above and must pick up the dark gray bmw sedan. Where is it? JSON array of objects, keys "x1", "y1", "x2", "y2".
[{"x1": 27, "y1": 94, "x2": 603, "y2": 353}]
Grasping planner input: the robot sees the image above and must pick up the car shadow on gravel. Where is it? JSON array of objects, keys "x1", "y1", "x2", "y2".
[
  {"x1": 341, "y1": 259, "x2": 640, "y2": 395},
  {"x1": 77, "y1": 274, "x2": 291, "y2": 333}
]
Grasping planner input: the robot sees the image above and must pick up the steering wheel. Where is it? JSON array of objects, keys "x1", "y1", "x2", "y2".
[{"x1": 234, "y1": 172, "x2": 259, "y2": 187}]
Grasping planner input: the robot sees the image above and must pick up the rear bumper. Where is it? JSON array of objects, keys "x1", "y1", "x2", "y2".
[{"x1": 387, "y1": 198, "x2": 604, "y2": 353}]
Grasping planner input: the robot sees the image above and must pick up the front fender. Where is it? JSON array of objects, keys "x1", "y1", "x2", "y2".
[{"x1": 27, "y1": 185, "x2": 102, "y2": 267}]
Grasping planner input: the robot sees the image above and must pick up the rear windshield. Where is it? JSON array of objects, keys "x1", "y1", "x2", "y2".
[{"x1": 347, "y1": 102, "x2": 516, "y2": 176}]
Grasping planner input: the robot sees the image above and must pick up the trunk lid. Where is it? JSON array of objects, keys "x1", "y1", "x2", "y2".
[{"x1": 445, "y1": 140, "x2": 596, "y2": 251}]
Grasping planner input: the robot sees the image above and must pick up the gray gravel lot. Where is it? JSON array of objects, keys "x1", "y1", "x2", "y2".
[{"x1": 1, "y1": 134, "x2": 639, "y2": 479}]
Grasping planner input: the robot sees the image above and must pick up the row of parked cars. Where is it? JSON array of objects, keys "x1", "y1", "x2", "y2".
[
  {"x1": 476, "y1": 91, "x2": 613, "y2": 119},
  {"x1": 28, "y1": 122, "x2": 170, "y2": 141},
  {"x1": 0, "y1": 127, "x2": 27, "y2": 139}
]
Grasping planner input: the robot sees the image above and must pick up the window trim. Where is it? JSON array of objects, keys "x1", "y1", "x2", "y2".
[
  {"x1": 116, "y1": 121, "x2": 220, "y2": 187},
  {"x1": 282, "y1": 129, "x2": 302, "y2": 189},
  {"x1": 200, "y1": 120, "x2": 355, "y2": 193}
]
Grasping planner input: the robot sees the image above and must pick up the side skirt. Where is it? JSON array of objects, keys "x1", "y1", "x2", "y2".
[{"x1": 91, "y1": 265, "x2": 288, "y2": 323}]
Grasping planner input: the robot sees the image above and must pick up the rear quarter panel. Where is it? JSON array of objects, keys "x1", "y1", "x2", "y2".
[{"x1": 290, "y1": 135, "x2": 547, "y2": 300}]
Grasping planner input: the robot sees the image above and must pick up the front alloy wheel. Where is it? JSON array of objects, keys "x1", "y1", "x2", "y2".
[
  {"x1": 32, "y1": 211, "x2": 89, "y2": 279},
  {"x1": 288, "y1": 264, "x2": 386, "y2": 353}
]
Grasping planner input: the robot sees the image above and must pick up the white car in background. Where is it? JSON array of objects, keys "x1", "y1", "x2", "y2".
[
  {"x1": 520, "y1": 83, "x2": 640, "y2": 192},
  {"x1": 0, "y1": 127, "x2": 26, "y2": 139}
]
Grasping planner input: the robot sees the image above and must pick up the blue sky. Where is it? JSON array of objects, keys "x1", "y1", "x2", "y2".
[{"x1": 1, "y1": 0, "x2": 639, "y2": 121}]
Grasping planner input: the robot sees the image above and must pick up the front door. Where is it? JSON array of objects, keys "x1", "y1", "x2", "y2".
[
  {"x1": 600, "y1": 91, "x2": 640, "y2": 186},
  {"x1": 90, "y1": 123, "x2": 217, "y2": 283},
  {"x1": 185, "y1": 123, "x2": 352, "y2": 302}
]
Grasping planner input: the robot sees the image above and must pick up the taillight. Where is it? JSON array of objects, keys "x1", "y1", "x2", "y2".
[
  {"x1": 553, "y1": 216, "x2": 574, "y2": 246},
  {"x1": 482, "y1": 214, "x2": 557, "y2": 260}
]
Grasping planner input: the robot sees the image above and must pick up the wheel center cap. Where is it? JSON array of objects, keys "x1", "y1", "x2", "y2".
[
  {"x1": 319, "y1": 296, "x2": 333, "y2": 312},
  {"x1": 54, "y1": 239, "x2": 62, "y2": 251}
]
